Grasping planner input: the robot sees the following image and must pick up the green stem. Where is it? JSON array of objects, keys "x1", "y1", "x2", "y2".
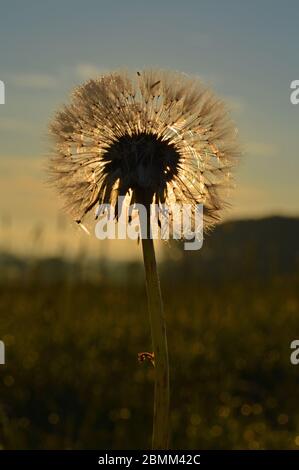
[{"x1": 140, "y1": 205, "x2": 170, "y2": 449}]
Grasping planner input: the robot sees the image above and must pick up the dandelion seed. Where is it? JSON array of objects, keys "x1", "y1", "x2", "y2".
[{"x1": 77, "y1": 222, "x2": 90, "y2": 235}]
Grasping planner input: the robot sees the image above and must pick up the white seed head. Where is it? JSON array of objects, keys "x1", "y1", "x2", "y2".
[{"x1": 48, "y1": 69, "x2": 240, "y2": 232}]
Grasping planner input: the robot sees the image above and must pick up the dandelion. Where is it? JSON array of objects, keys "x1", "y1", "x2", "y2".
[{"x1": 48, "y1": 69, "x2": 239, "y2": 449}]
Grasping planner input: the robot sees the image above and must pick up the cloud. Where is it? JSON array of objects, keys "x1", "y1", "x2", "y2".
[
  {"x1": 8, "y1": 64, "x2": 108, "y2": 91},
  {"x1": 225, "y1": 183, "x2": 270, "y2": 219},
  {"x1": 11, "y1": 73, "x2": 58, "y2": 90},
  {"x1": 75, "y1": 63, "x2": 108, "y2": 80},
  {"x1": 246, "y1": 142, "x2": 278, "y2": 157},
  {"x1": 0, "y1": 117, "x2": 36, "y2": 133}
]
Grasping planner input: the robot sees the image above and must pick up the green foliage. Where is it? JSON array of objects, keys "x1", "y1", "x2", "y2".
[{"x1": 0, "y1": 274, "x2": 298, "y2": 449}]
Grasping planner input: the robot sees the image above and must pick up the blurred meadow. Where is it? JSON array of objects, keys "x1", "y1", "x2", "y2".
[{"x1": 0, "y1": 215, "x2": 299, "y2": 449}]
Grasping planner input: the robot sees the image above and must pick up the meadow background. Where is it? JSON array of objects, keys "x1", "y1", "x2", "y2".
[{"x1": 0, "y1": 216, "x2": 298, "y2": 450}]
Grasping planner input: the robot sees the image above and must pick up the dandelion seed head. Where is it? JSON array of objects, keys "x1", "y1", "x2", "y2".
[{"x1": 48, "y1": 69, "x2": 240, "y2": 232}]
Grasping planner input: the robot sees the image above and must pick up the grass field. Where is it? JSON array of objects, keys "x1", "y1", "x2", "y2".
[{"x1": 0, "y1": 267, "x2": 298, "y2": 449}]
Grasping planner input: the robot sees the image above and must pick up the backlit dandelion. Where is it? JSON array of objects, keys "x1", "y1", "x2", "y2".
[
  {"x1": 49, "y1": 70, "x2": 239, "y2": 231},
  {"x1": 48, "y1": 69, "x2": 240, "y2": 449}
]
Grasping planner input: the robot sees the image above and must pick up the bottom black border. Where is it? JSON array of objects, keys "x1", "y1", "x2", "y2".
[{"x1": 0, "y1": 450, "x2": 298, "y2": 467}]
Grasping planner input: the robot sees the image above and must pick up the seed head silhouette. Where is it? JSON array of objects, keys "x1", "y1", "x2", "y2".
[{"x1": 49, "y1": 69, "x2": 239, "y2": 231}]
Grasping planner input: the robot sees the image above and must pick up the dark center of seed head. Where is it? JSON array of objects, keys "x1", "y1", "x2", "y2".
[{"x1": 103, "y1": 132, "x2": 180, "y2": 196}]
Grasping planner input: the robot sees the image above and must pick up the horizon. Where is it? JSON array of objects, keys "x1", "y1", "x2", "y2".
[
  {"x1": 1, "y1": 213, "x2": 297, "y2": 262},
  {"x1": 0, "y1": 0, "x2": 298, "y2": 258}
]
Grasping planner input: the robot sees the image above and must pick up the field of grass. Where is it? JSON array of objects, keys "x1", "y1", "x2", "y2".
[{"x1": 0, "y1": 267, "x2": 299, "y2": 449}]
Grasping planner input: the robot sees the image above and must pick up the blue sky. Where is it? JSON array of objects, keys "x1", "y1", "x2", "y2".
[{"x1": 0, "y1": 0, "x2": 298, "y2": 254}]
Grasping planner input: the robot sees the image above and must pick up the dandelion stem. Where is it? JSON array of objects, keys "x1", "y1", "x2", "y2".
[{"x1": 140, "y1": 201, "x2": 170, "y2": 449}]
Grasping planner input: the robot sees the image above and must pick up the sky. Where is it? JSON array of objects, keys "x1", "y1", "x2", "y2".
[{"x1": 0, "y1": 0, "x2": 298, "y2": 257}]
